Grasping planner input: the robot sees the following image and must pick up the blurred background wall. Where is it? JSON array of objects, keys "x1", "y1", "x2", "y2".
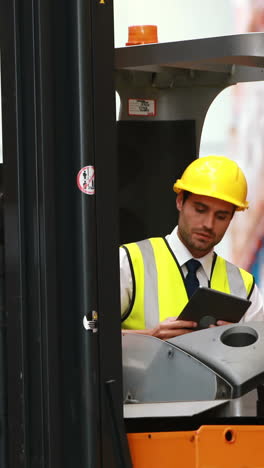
[{"x1": 227, "y1": 0, "x2": 264, "y2": 294}]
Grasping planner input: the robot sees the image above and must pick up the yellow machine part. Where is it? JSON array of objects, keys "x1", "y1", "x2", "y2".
[{"x1": 128, "y1": 425, "x2": 264, "y2": 467}]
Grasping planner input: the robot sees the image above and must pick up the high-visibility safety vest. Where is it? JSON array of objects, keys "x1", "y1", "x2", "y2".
[{"x1": 121, "y1": 237, "x2": 254, "y2": 330}]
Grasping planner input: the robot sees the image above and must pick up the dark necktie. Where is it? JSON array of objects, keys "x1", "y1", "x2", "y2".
[{"x1": 185, "y1": 259, "x2": 201, "y2": 298}]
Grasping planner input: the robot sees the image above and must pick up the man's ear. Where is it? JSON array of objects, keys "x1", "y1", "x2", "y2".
[{"x1": 176, "y1": 192, "x2": 183, "y2": 211}]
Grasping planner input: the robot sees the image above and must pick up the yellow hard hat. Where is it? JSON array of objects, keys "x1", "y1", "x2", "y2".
[{"x1": 173, "y1": 155, "x2": 249, "y2": 211}]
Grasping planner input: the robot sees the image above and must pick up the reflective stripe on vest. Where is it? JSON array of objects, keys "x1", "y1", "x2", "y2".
[
  {"x1": 210, "y1": 256, "x2": 248, "y2": 298},
  {"x1": 136, "y1": 240, "x2": 159, "y2": 329},
  {"x1": 122, "y1": 237, "x2": 254, "y2": 330}
]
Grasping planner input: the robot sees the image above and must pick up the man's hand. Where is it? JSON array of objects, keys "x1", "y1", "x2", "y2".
[
  {"x1": 209, "y1": 320, "x2": 234, "y2": 328},
  {"x1": 149, "y1": 317, "x2": 197, "y2": 340},
  {"x1": 121, "y1": 318, "x2": 197, "y2": 340}
]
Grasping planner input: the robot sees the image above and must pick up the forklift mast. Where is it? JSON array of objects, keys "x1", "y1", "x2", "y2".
[
  {"x1": 1, "y1": 0, "x2": 130, "y2": 467},
  {"x1": 1, "y1": 0, "x2": 264, "y2": 467}
]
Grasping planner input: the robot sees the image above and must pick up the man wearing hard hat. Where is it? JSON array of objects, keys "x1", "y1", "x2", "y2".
[{"x1": 120, "y1": 155, "x2": 264, "y2": 339}]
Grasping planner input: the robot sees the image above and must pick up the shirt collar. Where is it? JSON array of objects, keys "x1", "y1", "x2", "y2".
[{"x1": 165, "y1": 226, "x2": 215, "y2": 280}]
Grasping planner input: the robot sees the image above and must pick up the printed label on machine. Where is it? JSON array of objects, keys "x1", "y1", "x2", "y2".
[
  {"x1": 77, "y1": 165, "x2": 95, "y2": 195},
  {"x1": 128, "y1": 98, "x2": 156, "y2": 116}
]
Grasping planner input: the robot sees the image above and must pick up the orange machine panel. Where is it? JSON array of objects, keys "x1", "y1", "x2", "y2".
[
  {"x1": 127, "y1": 431, "x2": 196, "y2": 468},
  {"x1": 196, "y1": 425, "x2": 264, "y2": 467},
  {"x1": 128, "y1": 426, "x2": 264, "y2": 467}
]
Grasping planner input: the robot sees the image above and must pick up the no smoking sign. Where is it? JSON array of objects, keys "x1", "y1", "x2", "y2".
[{"x1": 77, "y1": 166, "x2": 95, "y2": 195}]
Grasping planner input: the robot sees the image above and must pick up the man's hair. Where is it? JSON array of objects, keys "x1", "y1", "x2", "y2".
[
  {"x1": 181, "y1": 190, "x2": 236, "y2": 217},
  {"x1": 182, "y1": 191, "x2": 191, "y2": 204}
]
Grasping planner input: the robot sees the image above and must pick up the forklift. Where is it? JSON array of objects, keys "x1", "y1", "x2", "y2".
[
  {"x1": 1, "y1": 0, "x2": 264, "y2": 467},
  {"x1": 117, "y1": 28, "x2": 264, "y2": 468}
]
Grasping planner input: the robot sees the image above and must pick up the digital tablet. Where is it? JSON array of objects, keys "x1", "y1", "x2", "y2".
[{"x1": 177, "y1": 287, "x2": 251, "y2": 329}]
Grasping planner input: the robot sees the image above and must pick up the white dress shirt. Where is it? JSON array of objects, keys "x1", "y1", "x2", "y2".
[{"x1": 120, "y1": 226, "x2": 264, "y2": 322}]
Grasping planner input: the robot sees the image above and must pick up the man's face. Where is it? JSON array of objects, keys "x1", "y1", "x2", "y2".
[{"x1": 176, "y1": 192, "x2": 235, "y2": 258}]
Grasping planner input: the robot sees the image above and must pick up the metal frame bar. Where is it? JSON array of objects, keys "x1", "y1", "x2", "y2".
[{"x1": 1, "y1": 0, "x2": 130, "y2": 466}]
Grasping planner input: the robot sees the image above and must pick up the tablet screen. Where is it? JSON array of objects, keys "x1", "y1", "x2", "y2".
[{"x1": 177, "y1": 287, "x2": 251, "y2": 329}]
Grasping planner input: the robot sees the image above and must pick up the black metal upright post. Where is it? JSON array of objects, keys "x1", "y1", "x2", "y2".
[
  {"x1": 1, "y1": 0, "x2": 64, "y2": 466},
  {"x1": 0, "y1": 0, "x2": 130, "y2": 466}
]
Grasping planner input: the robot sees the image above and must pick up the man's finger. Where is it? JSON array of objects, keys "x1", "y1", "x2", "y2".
[
  {"x1": 216, "y1": 320, "x2": 233, "y2": 326},
  {"x1": 162, "y1": 328, "x2": 194, "y2": 340},
  {"x1": 171, "y1": 319, "x2": 197, "y2": 328}
]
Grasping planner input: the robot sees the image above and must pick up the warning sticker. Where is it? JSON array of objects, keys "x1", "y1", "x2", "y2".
[
  {"x1": 128, "y1": 98, "x2": 156, "y2": 117},
  {"x1": 77, "y1": 166, "x2": 95, "y2": 195}
]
